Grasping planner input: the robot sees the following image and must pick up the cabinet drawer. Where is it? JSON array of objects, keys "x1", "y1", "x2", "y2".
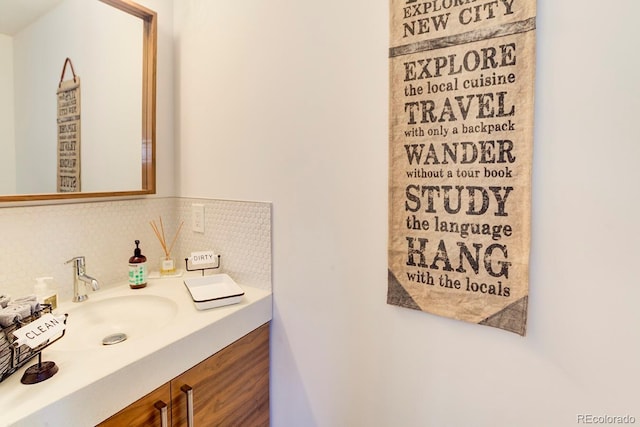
[{"x1": 172, "y1": 323, "x2": 270, "y2": 427}]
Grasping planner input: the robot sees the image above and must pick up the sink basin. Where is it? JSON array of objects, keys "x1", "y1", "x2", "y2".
[{"x1": 51, "y1": 295, "x2": 178, "y2": 351}]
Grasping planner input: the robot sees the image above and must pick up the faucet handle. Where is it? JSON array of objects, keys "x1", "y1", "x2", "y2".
[
  {"x1": 65, "y1": 256, "x2": 86, "y2": 273},
  {"x1": 65, "y1": 256, "x2": 85, "y2": 265}
]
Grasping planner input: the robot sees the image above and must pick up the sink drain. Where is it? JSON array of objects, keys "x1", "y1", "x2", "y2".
[{"x1": 102, "y1": 333, "x2": 128, "y2": 346}]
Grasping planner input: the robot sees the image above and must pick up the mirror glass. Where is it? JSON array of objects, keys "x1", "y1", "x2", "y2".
[{"x1": 0, "y1": 0, "x2": 156, "y2": 201}]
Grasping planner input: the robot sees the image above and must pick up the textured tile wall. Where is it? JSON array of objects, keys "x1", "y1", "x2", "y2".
[
  {"x1": 175, "y1": 198, "x2": 272, "y2": 291},
  {"x1": 0, "y1": 198, "x2": 271, "y2": 303}
]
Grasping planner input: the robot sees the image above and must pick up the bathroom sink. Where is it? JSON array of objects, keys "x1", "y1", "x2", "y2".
[{"x1": 51, "y1": 295, "x2": 178, "y2": 351}]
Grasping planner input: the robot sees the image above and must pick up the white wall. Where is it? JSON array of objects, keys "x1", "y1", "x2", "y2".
[
  {"x1": 175, "y1": 1, "x2": 640, "y2": 426},
  {"x1": 0, "y1": 34, "x2": 16, "y2": 194}
]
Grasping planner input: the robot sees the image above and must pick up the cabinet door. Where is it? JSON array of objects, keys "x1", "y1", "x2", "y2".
[
  {"x1": 98, "y1": 382, "x2": 171, "y2": 427},
  {"x1": 171, "y1": 322, "x2": 270, "y2": 427}
]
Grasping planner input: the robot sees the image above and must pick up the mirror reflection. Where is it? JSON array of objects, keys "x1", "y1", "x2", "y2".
[{"x1": 0, "y1": 0, "x2": 155, "y2": 200}]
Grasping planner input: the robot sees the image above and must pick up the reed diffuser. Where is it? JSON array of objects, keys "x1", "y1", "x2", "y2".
[{"x1": 150, "y1": 217, "x2": 184, "y2": 275}]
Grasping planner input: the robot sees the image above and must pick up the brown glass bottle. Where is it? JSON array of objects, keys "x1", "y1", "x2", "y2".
[{"x1": 128, "y1": 240, "x2": 148, "y2": 289}]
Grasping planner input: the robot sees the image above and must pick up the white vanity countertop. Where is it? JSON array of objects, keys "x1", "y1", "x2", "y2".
[{"x1": 0, "y1": 275, "x2": 272, "y2": 427}]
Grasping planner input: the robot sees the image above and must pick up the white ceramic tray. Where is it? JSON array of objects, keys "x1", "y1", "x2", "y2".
[{"x1": 183, "y1": 274, "x2": 245, "y2": 310}]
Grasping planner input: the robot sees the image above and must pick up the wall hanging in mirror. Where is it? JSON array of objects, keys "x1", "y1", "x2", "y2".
[
  {"x1": 387, "y1": 0, "x2": 537, "y2": 335},
  {"x1": 56, "y1": 57, "x2": 81, "y2": 193}
]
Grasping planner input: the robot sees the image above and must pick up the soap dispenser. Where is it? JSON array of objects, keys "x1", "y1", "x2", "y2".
[
  {"x1": 34, "y1": 276, "x2": 58, "y2": 310},
  {"x1": 128, "y1": 240, "x2": 148, "y2": 289}
]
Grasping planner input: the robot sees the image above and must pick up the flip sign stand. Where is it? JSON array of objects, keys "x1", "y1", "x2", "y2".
[
  {"x1": 11, "y1": 313, "x2": 68, "y2": 384},
  {"x1": 184, "y1": 251, "x2": 221, "y2": 276}
]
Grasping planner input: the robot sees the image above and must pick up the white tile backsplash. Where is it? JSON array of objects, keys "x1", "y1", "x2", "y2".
[
  {"x1": 0, "y1": 197, "x2": 271, "y2": 303},
  {"x1": 175, "y1": 198, "x2": 272, "y2": 290}
]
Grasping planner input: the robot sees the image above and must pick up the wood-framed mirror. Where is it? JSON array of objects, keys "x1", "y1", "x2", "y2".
[{"x1": 0, "y1": 0, "x2": 156, "y2": 202}]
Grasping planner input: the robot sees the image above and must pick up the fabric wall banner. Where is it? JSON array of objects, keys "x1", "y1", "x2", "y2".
[
  {"x1": 388, "y1": 0, "x2": 536, "y2": 335},
  {"x1": 57, "y1": 59, "x2": 81, "y2": 193}
]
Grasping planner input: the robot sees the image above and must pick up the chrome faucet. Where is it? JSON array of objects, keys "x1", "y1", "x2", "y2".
[{"x1": 65, "y1": 256, "x2": 100, "y2": 302}]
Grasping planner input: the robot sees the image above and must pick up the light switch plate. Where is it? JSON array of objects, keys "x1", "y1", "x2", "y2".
[{"x1": 192, "y1": 204, "x2": 205, "y2": 233}]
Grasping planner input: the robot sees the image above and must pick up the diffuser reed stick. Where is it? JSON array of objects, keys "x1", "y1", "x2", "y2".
[
  {"x1": 150, "y1": 217, "x2": 184, "y2": 259},
  {"x1": 166, "y1": 221, "x2": 184, "y2": 258}
]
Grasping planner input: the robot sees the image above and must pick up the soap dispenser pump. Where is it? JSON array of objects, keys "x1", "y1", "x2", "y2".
[
  {"x1": 128, "y1": 240, "x2": 148, "y2": 289},
  {"x1": 34, "y1": 276, "x2": 58, "y2": 310}
]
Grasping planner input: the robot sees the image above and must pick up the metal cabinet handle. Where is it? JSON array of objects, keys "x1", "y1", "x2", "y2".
[
  {"x1": 181, "y1": 384, "x2": 194, "y2": 427},
  {"x1": 154, "y1": 401, "x2": 168, "y2": 427}
]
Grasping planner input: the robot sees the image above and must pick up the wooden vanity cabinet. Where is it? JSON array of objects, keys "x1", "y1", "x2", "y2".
[
  {"x1": 98, "y1": 383, "x2": 171, "y2": 427},
  {"x1": 98, "y1": 322, "x2": 269, "y2": 427}
]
